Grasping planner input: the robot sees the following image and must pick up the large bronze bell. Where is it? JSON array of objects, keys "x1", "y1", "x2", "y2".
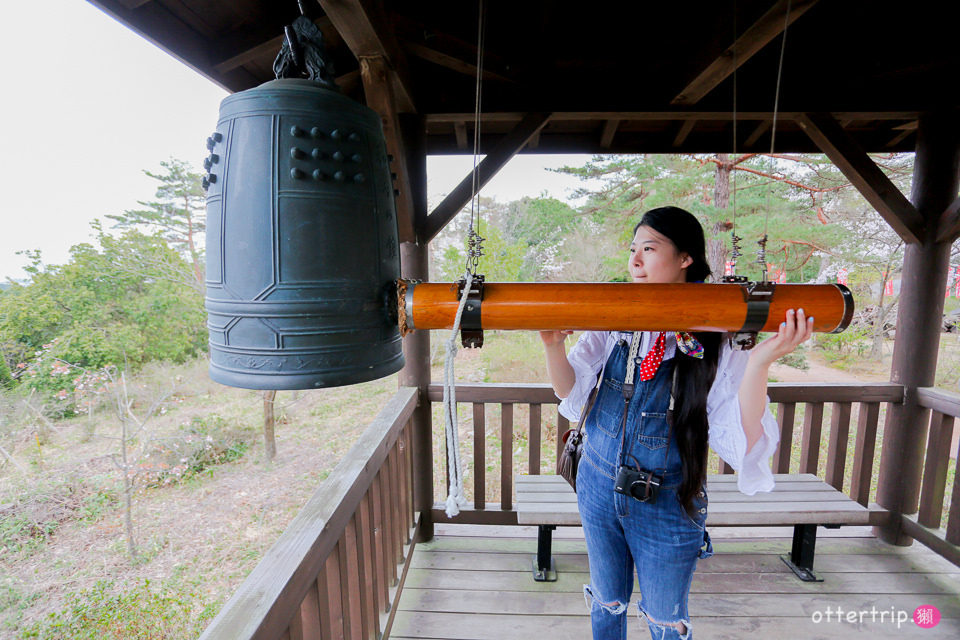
[{"x1": 203, "y1": 22, "x2": 403, "y2": 390}]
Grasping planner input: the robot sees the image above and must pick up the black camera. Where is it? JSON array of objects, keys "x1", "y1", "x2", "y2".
[{"x1": 614, "y1": 465, "x2": 662, "y2": 503}]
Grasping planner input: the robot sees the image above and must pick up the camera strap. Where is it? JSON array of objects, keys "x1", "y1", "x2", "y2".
[{"x1": 618, "y1": 331, "x2": 677, "y2": 474}]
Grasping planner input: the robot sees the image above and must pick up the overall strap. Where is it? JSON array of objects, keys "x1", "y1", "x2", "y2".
[{"x1": 618, "y1": 332, "x2": 677, "y2": 473}]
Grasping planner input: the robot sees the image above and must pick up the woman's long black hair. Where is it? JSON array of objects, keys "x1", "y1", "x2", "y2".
[{"x1": 634, "y1": 206, "x2": 721, "y2": 519}]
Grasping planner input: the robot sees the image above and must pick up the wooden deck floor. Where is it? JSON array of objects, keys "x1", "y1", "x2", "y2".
[{"x1": 389, "y1": 523, "x2": 960, "y2": 639}]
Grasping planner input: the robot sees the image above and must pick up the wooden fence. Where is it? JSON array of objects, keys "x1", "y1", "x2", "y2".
[{"x1": 426, "y1": 382, "x2": 903, "y2": 518}]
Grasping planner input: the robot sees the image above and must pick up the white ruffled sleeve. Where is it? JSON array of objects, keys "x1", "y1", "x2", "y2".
[
  {"x1": 556, "y1": 331, "x2": 609, "y2": 422},
  {"x1": 707, "y1": 340, "x2": 780, "y2": 495}
]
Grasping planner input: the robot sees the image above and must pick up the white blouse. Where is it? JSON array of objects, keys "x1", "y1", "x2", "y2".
[{"x1": 557, "y1": 331, "x2": 780, "y2": 496}]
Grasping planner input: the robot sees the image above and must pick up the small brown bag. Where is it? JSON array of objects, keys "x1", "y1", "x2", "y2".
[{"x1": 556, "y1": 377, "x2": 600, "y2": 492}]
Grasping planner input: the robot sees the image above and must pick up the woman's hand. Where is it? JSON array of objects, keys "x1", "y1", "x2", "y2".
[
  {"x1": 539, "y1": 330, "x2": 574, "y2": 347},
  {"x1": 749, "y1": 308, "x2": 815, "y2": 368}
]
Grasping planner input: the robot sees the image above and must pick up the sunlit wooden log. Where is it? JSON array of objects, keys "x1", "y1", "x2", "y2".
[{"x1": 399, "y1": 281, "x2": 852, "y2": 334}]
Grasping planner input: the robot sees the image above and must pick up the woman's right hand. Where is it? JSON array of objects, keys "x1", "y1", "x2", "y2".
[{"x1": 539, "y1": 330, "x2": 573, "y2": 347}]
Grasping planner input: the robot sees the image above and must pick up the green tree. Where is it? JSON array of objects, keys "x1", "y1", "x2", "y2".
[
  {"x1": 0, "y1": 229, "x2": 205, "y2": 409},
  {"x1": 105, "y1": 158, "x2": 206, "y2": 288}
]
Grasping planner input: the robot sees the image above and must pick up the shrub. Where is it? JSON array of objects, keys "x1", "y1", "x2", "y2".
[
  {"x1": 137, "y1": 415, "x2": 250, "y2": 487},
  {"x1": 17, "y1": 578, "x2": 219, "y2": 640}
]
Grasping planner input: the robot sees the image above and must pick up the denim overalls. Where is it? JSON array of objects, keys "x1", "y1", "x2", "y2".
[{"x1": 577, "y1": 335, "x2": 714, "y2": 640}]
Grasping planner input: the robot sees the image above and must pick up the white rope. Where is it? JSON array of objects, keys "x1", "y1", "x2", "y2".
[{"x1": 442, "y1": 272, "x2": 474, "y2": 517}]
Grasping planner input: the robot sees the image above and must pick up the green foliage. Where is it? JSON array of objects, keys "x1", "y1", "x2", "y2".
[
  {"x1": 138, "y1": 415, "x2": 251, "y2": 487},
  {"x1": 0, "y1": 474, "x2": 118, "y2": 556},
  {"x1": 17, "y1": 578, "x2": 219, "y2": 640},
  {"x1": 1, "y1": 228, "x2": 205, "y2": 409}
]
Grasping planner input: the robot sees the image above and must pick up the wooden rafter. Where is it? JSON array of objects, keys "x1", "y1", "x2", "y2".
[
  {"x1": 423, "y1": 113, "x2": 552, "y2": 243},
  {"x1": 796, "y1": 113, "x2": 924, "y2": 244},
  {"x1": 936, "y1": 197, "x2": 960, "y2": 243},
  {"x1": 361, "y1": 56, "x2": 415, "y2": 243},
  {"x1": 671, "y1": 0, "x2": 820, "y2": 106},
  {"x1": 673, "y1": 120, "x2": 697, "y2": 148},
  {"x1": 318, "y1": 0, "x2": 416, "y2": 113},
  {"x1": 600, "y1": 120, "x2": 619, "y2": 149},
  {"x1": 212, "y1": 17, "x2": 341, "y2": 75},
  {"x1": 402, "y1": 42, "x2": 513, "y2": 84}
]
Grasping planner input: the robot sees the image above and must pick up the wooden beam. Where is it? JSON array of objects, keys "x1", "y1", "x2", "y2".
[
  {"x1": 453, "y1": 121, "x2": 468, "y2": 150},
  {"x1": 423, "y1": 113, "x2": 552, "y2": 243},
  {"x1": 360, "y1": 56, "x2": 415, "y2": 243},
  {"x1": 672, "y1": 0, "x2": 819, "y2": 106},
  {"x1": 402, "y1": 42, "x2": 513, "y2": 83},
  {"x1": 936, "y1": 196, "x2": 960, "y2": 243},
  {"x1": 318, "y1": 0, "x2": 416, "y2": 112},
  {"x1": 744, "y1": 120, "x2": 771, "y2": 148},
  {"x1": 600, "y1": 119, "x2": 619, "y2": 149},
  {"x1": 796, "y1": 112, "x2": 924, "y2": 244},
  {"x1": 673, "y1": 120, "x2": 697, "y2": 148}
]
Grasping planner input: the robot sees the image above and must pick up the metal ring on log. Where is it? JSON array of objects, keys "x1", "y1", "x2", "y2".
[{"x1": 399, "y1": 281, "x2": 853, "y2": 335}]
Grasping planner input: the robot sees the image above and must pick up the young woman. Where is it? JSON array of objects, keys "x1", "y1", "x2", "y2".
[{"x1": 540, "y1": 206, "x2": 812, "y2": 640}]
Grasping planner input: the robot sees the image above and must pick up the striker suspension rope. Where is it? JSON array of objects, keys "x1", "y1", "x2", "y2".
[
  {"x1": 442, "y1": 272, "x2": 474, "y2": 517},
  {"x1": 443, "y1": 0, "x2": 487, "y2": 518}
]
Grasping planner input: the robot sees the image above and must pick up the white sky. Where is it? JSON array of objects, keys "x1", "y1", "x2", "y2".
[{"x1": 0, "y1": 0, "x2": 591, "y2": 282}]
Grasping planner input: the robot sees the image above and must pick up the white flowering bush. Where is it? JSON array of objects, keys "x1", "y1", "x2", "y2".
[{"x1": 137, "y1": 415, "x2": 250, "y2": 487}]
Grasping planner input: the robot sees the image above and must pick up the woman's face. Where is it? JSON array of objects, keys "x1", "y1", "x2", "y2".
[{"x1": 627, "y1": 225, "x2": 692, "y2": 284}]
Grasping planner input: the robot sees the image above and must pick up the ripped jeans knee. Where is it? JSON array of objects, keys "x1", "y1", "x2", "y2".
[
  {"x1": 638, "y1": 604, "x2": 693, "y2": 640},
  {"x1": 583, "y1": 584, "x2": 629, "y2": 616}
]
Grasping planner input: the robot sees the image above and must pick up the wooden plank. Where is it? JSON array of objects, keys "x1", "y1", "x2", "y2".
[
  {"x1": 339, "y1": 518, "x2": 363, "y2": 640},
  {"x1": 951, "y1": 427, "x2": 960, "y2": 546},
  {"x1": 919, "y1": 411, "x2": 955, "y2": 528},
  {"x1": 423, "y1": 113, "x2": 552, "y2": 243},
  {"x1": 317, "y1": 0, "x2": 415, "y2": 112},
  {"x1": 473, "y1": 403, "x2": 485, "y2": 510},
  {"x1": 528, "y1": 403, "x2": 542, "y2": 475},
  {"x1": 399, "y1": 424, "x2": 412, "y2": 543},
  {"x1": 356, "y1": 493, "x2": 380, "y2": 640},
  {"x1": 600, "y1": 119, "x2": 619, "y2": 148},
  {"x1": 400, "y1": 567, "x2": 960, "y2": 595},
  {"x1": 768, "y1": 382, "x2": 903, "y2": 403},
  {"x1": 317, "y1": 548, "x2": 344, "y2": 640},
  {"x1": 773, "y1": 402, "x2": 795, "y2": 473},
  {"x1": 936, "y1": 195, "x2": 960, "y2": 243},
  {"x1": 380, "y1": 457, "x2": 398, "y2": 586},
  {"x1": 918, "y1": 385, "x2": 960, "y2": 416},
  {"x1": 296, "y1": 578, "x2": 321, "y2": 640},
  {"x1": 796, "y1": 113, "x2": 923, "y2": 244},
  {"x1": 518, "y1": 490, "x2": 856, "y2": 504},
  {"x1": 851, "y1": 402, "x2": 880, "y2": 506},
  {"x1": 672, "y1": 119, "x2": 696, "y2": 147},
  {"x1": 428, "y1": 383, "x2": 562, "y2": 404},
  {"x1": 430, "y1": 507, "x2": 519, "y2": 526},
  {"x1": 501, "y1": 403, "x2": 514, "y2": 510},
  {"x1": 389, "y1": 445, "x2": 405, "y2": 564},
  {"x1": 453, "y1": 121, "x2": 468, "y2": 150},
  {"x1": 743, "y1": 120, "x2": 771, "y2": 148},
  {"x1": 370, "y1": 465, "x2": 388, "y2": 613},
  {"x1": 359, "y1": 55, "x2": 415, "y2": 243},
  {"x1": 800, "y1": 402, "x2": 823, "y2": 474},
  {"x1": 901, "y1": 514, "x2": 960, "y2": 568},
  {"x1": 825, "y1": 402, "x2": 852, "y2": 492},
  {"x1": 671, "y1": 0, "x2": 819, "y2": 106},
  {"x1": 391, "y1": 614, "x2": 960, "y2": 640}
]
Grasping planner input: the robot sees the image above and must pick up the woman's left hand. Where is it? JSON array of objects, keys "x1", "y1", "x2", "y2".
[{"x1": 749, "y1": 308, "x2": 815, "y2": 367}]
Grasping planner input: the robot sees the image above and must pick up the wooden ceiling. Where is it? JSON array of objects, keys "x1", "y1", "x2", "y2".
[{"x1": 88, "y1": 0, "x2": 958, "y2": 155}]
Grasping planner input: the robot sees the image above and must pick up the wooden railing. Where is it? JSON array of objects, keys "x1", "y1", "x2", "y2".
[
  {"x1": 902, "y1": 386, "x2": 960, "y2": 566},
  {"x1": 199, "y1": 387, "x2": 419, "y2": 640},
  {"x1": 426, "y1": 382, "x2": 904, "y2": 521}
]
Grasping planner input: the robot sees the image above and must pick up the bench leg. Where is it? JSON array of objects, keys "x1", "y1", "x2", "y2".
[
  {"x1": 532, "y1": 525, "x2": 558, "y2": 582},
  {"x1": 781, "y1": 523, "x2": 824, "y2": 582}
]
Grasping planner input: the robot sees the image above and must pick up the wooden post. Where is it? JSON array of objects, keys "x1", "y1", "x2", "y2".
[
  {"x1": 397, "y1": 113, "x2": 434, "y2": 542},
  {"x1": 875, "y1": 112, "x2": 960, "y2": 545}
]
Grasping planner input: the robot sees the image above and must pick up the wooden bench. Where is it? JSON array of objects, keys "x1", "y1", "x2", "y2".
[{"x1": 516, "y1": 473, "x2": 889, "y2": 582}]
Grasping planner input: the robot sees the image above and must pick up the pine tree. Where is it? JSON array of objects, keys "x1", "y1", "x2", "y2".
[{"x1": 106, "y1": 158, "x2": 206, "y2": 287}]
